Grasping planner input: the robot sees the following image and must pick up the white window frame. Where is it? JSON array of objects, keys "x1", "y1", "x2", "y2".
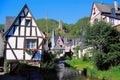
[{"x1": 25, "y1": 39, "x2": 37, "y2": 49}]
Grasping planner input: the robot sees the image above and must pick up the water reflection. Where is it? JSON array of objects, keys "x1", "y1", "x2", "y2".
[
  {"x1": 56, "y1": 61, "x2": 81, "y2": 80},
  {"x1": 56, "y1": 61, "x2": 100, "y2": 80}
]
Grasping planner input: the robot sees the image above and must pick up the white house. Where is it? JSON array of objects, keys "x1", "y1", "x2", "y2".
[
  {"x1": 90, "y1": 0, "x2": 120, "y2": 28},
  {"x1": 3, "y1": 4, "x2": 45, "y2": 61}
]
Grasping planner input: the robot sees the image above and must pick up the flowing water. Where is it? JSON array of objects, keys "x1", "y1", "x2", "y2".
[{"x1": 56, "y1": 62, "x2": 100, "y2": 80}]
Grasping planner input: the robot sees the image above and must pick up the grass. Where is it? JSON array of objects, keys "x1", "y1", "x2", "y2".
[
  {"x1": 66, "y1": 59, "x2": 120, "y2": 80},
  {"x1": 66, "y1": 59, "x2": 93, "y2": 70}
]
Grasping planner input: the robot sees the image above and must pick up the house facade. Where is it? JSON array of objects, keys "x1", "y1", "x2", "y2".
[
  {"x1": 90, "y1": 0, "x2": 120, "y2": 28},
  {"x1": 4, "y1": 4, "x2": 45, "y2": 61}
]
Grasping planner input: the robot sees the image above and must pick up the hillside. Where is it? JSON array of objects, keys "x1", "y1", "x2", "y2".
[
  {"x1": 0, "y1": 17, "x2": 89, "y2": 39},
  {"x1": 36, "y1": 17, "x2": 89, "y2": 39}
]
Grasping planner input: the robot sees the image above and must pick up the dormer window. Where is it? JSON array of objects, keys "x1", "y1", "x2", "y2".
[{"x1": 25, "y1": 19, "x2": 31, "y2": 26}]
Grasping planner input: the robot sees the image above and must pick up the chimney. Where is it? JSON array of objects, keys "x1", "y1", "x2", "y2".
[
  {"x1": 114, "y1": 0, "x2": 118, "y2": 11},
  {"x1": 111, "y1": 8, "x2": 116, "y2": 17}
]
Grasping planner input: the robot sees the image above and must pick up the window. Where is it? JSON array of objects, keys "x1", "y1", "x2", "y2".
[
  {"x1": 25, "y1": 19, "x2": 31, "y2": 26},
  {"x1": 93, "y1": 8, "x2": 96, "y2": 15},
  {"x1": 25, "y1": 39, "x2": 36, "y2": 49}
]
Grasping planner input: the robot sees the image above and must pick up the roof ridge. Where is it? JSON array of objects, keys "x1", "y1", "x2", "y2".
[{"x1": 94, "y1": 2, "x2": 113, "y2": 5}]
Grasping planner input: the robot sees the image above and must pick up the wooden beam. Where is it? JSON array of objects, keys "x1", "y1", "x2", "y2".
[{"x1": 6, "y1": 42, "x2": 18, "y2": 60}]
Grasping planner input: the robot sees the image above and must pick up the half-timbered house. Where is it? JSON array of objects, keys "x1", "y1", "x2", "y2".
[
  {"x1": 3, "y1": 4, "x2": 45, "y2": 62},
  {"x1": 90, "y1": 0, "x2": 120, "y2": 26}
]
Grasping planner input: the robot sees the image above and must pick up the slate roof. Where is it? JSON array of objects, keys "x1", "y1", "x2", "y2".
[
  {"x1": 53, "y1": 43, "x2": 64, "y2": 50},
  {"x1": 5, "y1": 16, "x2": 16, "y2": 32},
  {"x1": 95, "y1": 2, "x2": 120, "y2": 14},
  {"x1": 94, "y1": 2, "x2": 120, "y2": 19}
]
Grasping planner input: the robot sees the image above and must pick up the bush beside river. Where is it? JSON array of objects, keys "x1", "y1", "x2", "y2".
[{"x1": 66, "y1": 59, "x2": 120, "y2": 80}]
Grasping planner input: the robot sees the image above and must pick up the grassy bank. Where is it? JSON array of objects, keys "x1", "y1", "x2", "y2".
[
  {"x1": 66, "y1": 59, "x2": 93, "y2": 70},
  {"x1": 66, "y1": 59, "x2": 120, "y2": 80}
]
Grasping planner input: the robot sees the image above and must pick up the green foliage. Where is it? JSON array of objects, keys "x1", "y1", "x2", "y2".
[
  {"x1": 66, "y1": 59, "x2": 93, "y2": 70},
  {"x1": 92, "y1": 50, "x2": 110, "y2": 70},
  {"x1": 85, "y1": 21, "x2": 120, "y2": 53},
  {"x1": 92, "y1": 50, "x2": 120, "y2": 71},
  {"x1": 74, "y1": 46, "x2": 80, "y2": 58},
  {"x1": 107, "y1": 52, "x2": 120, "y2": 66},
  {"x1": 67, "y1": 59, "x2": 120, "y2": 80},
  {"x1": 85, "y1": 21, "x2": 120, "y2": 70},
  {"x1": 36, "y1": 18, "x2": 58, "y2": 39},
  {"x1": 110, "y1": 65, "x2": 120, "y2": 71},
  {"x1": 36, "y1": 17, "x2": 89, "y2": 39},
  {"x1": 76, "y1": 17, "x2": 89, "y2": 28},
  {"x1": 82, "y1": 53, "x2": 90, "y2": 61},
  {"x1": 14, "y1": 63, "x2": 29, "y2": 75},
  {"x1": 24, "y1": 49, "x2": 34, "y2": 55},
  {"x1": 87, "y1": 66, "x2": 120, "y2": 80},
  {"x1": 0, "y1": 24, "x2": 4, "y2": 32},
  {"x1": 4, "y1": 60, "x2": 10, "y2": 73},
  {"x1": 40, "y1": 51, "x2": 58, "y2": 80}
]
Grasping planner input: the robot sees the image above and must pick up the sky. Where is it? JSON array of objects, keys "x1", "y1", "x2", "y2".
[{"x1": 0, "y1": 0, "x2": 119, "y2": 24}]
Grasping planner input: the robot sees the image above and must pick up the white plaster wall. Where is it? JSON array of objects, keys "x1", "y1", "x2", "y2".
[
  {"x1": 78, "y1": 50, "x2": 83, "y2": 58},
  {"x1": 21, "y1": 19, "x2": 25, "y2": 25},
  {"x1": 27, "y1": 12, "x2": 32, "y2": 17},
  {"x1": 26, "y1": 27, "x2": 30, "y2": 36},
  {"x1": 20, "y1": 27, "x2": 25, "y2": 36},
  {"x1": 6, "y1": 50, "x2": 24, "y2": 60},
  {"x1": 8, "y1": 37, "x2": 16, "y2": 48},
  {"x1": 37, "y1": 28, "x2": 42, "y2": 36},
  {"x1": 17, "y1": 37, "x2": 24, "y2": 48},
  {"x1": 38, "y1": 38, "x2": 43, "y2": 49},
  {"x1": 14, "y1": 50, "x2": 24, "y2": 59},
  {"x1": 25, "y1": 52, "x2": 32, "y2": 60},
  {"x1": 7, "y1": 44, "x2": 10, "y2": 48},
  {"x1": 32, "y1": 19, "x2": 37, "y2": 26},
  {"x1": 14, "y1": 26, "x2": 19, "y2": 36},
  {"x1": 114, "y1": 19, "x2": 120, "y2": 25},
  {"x1": 32, "y1": 27, "x2": 36, "y2": 36},
  {"x1": 90, "y1": 4, "x2": 101, "y2": 24},
  {"x1": 39, "y1": 46, "x2": 42, "y2": 49},
  {"x1": 6, "y1": 50, "x2": 16, "y2": 60},
  {"x1": 26, "y1": 17, "x2": 31, "y2": 20}
]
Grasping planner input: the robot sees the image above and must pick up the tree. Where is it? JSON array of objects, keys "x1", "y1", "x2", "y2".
[
  {"x1": 0, "y1": 24, "x2": 4, "y2": 32},
  {"x1": 85, "y1": 21, "x2": 120, "y2": 70},
  {"x1": 85, "y1": 21, "x2": 120, "y2": 53},
  {"x1": 75, "y1": 17, "x2": 89, "y2": 28}
]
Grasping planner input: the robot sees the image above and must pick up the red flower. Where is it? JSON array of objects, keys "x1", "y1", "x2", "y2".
[{"x1": 34, "y1": 48, "x2": 38, "y2": 52}]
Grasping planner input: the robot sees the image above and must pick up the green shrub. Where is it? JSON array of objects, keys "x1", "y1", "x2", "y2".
[
  {"x1": 4, "y1": 60, "x2": 10, "y2": 73},
  {"x1": 110, "y1": 65, "x2": 120, "y2": 71},
  {"x1": 82, "y1": 53, "x2": 90, "y2": 61},
  {"x1": 92, "y1": 50, "x2": 110, "y2": 70}
]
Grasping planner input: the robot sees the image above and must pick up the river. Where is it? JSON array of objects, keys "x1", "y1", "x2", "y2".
[{"x1": 56, "y1": 61, "x2": 100, "y2": 80}]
